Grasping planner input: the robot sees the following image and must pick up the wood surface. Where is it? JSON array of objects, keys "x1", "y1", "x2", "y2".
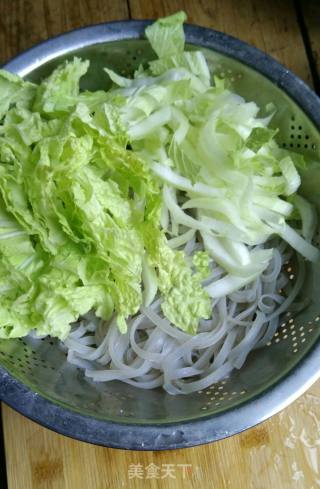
[
  {"x1": 3, "y1": 382, "x2": 320, "y2": 489},
  {"x1": 129, "y1": 0, "x2": 312, "y2": 85},
  {"x1": 1, "y1": 1, "x2": 320, "y2": 488},
  {"x1": 0, "y1": 0, "x2": 129, "y2": 64},
  {"x1": 299, "y1": 0, "x2": 320, "y2": 90}
]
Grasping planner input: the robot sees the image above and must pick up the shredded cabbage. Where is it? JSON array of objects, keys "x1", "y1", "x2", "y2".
[{"x1": 0, "y1": 11, "x2": 318, "y2": 342}]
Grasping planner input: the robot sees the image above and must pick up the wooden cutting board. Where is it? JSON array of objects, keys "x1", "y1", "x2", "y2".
[
  {"x1": 3, "y1": 381, "x2": 320, "y2": 489},
  {"x1": 1, "y1": 1, "x2": 320, "y2": 488}
]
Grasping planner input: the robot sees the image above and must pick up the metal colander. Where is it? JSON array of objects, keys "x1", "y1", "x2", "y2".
[{"x1": 0, "y1": 21, "x2": 320, "y2": 450}]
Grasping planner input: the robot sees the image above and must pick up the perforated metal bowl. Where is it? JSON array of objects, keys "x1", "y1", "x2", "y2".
[{"x1": 0, "y1": 21, "x2": 320, "y2": 450}]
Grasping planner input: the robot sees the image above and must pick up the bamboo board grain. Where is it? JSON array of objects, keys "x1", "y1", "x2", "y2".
[
  {"x1": 1, "y1": 1, "x2": 320, "y2": 488},
  {"x1": 3, "y1": 381, "x2": 320, "y2": 489}
]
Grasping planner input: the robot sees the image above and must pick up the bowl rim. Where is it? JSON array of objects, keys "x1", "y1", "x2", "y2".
[{"x1": 1, "y1": 19, "x2": 320, "y2": 450}]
